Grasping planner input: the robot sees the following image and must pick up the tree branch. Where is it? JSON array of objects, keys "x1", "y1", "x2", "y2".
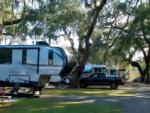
[
  {"x1": 140, "y1": 21, "x2": 150, "y2": 49},
  {"x1": 135, "y1": 36, "x2": 147, "y2": 62},
  {"x1": 85, "y1": 0, "x2": 107, "y2": 40},
  {"x1": 84, "y1": 0, "x2": 92, "y2": 8},
  {"x1": 2, "y1": 18, "x2": 22, "y2": 26},
  {"x1": 79, "y1": 0, "x2": 107, "y2": 66},
  {"x1": 109, "y1": 0, "x2": 140, "y2": 48},
  {"x1": 2, "y1": 0, "x2": 26, "y2": 26}
]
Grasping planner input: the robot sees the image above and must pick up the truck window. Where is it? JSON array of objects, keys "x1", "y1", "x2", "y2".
[
  {"x1": 91, "y1": 73, "x2": 98, "y2": 78},
  {"x1": 48, "y1": 50, "x2": 53, "y2": 65},
  {"x1": 110, "y1": 70, "x2": 117, "y2": 75},
  {"x1": 97, "y1": 73, "x2": 105, "y2": 78},
  {"x1": 22, "y1": 49, "x2": 27, "y2": 64},
  {"x1": 0, "y1": 49, "x2": 12, "y2": 64},
  {"x1": 93, "y1": 68, "x2": 102, "y2": 73}
]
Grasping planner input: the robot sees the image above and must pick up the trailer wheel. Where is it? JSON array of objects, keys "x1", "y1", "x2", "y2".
[{"x1": 30, "y1": 88, "x2": 41, "y2": 96}]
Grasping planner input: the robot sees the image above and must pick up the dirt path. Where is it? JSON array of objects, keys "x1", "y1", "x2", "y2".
[
  {"x1": 119, "y1": 83, "x2": 150, "y2": 113},
  {"x1": 94, "y1": 83, "x2": 150, "y2": 113}
]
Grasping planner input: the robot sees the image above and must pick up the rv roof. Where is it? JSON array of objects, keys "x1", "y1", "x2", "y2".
[{"x1": 0, "y1": 45, "x2": 51, "y2": 49}]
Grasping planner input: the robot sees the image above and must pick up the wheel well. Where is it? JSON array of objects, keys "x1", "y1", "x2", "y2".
[{"x1": 110, "y1": 82, "x2": 117, "y2": 85}]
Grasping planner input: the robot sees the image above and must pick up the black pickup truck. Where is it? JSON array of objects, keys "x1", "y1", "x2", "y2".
[{"x1": 79, "y1": 72, "x2": 124, "y2": 89}]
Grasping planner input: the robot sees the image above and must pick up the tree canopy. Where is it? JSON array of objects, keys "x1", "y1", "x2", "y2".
[{"x1": 0, "y1": 0, "x2": 150, "y2": 86}]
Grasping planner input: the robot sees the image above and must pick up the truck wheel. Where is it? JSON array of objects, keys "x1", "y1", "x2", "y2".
[
  {"x1": 110, "y1": 83, "x2": 118, "y2": 89},
  {"x1": 79, "y1": 82, "x2": 87, "y2": 88}
]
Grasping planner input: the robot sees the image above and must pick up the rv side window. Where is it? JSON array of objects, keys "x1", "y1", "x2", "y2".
[
  {"x1": 48, "y1": 50, "x2": 53, "y2": 65},
  {"x1": 22, "y1": 49, "x2": 27, "y2": 64},
  {"x1": 53, "y1": 52, "x2": 63, "y2": 66},
  {"x1": 0, "y1": 49, "x2": 12, "y2": 64}
]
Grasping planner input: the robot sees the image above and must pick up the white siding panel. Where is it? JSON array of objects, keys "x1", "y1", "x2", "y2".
[
  {"x1": 40, "y1": 48, "x2": 48, "y2": 65},
  {"x1": 12, "y1": 50, "x2": 22, "y2": 64}
]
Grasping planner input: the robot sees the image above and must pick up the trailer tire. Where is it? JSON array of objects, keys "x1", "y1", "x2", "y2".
[{"x1": 30, "y1": 88, "x2": 41, "y2": 96}]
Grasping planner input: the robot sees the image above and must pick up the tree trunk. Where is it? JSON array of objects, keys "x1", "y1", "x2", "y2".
[
  {"x1": 130, "y1": 61, "x2": 145, "y2": 82},
  {"x1": 69, "y1": 66, "x2": 83, "y2": 88},
  {"x1": 145, "y1": 63, "x2": 150, "y2": 83},
  {"x1": 69, "y1": 0, "x2": 107, "y2": 88},
  {"x1": 141, "y1": 69, "x2": 146, "y2": 82}
]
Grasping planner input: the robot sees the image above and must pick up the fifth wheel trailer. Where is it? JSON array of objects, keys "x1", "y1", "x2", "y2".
[{"x1": 0, "y1": 45, "x2": 69, "y2": 94}]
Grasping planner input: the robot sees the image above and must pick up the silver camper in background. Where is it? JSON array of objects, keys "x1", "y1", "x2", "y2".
[
  {"x1": 107, "y1": 68, "x2": 119, "y2": 77},
  {"x1": 0, "y1": 45, "x2": 69, "y2": 94},
  {"x1": 82, "y1": 64, "x2": 106, "y2": 76}
]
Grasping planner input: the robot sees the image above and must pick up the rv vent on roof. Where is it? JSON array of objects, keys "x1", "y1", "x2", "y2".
[{"x1": 36, "y1": 41, "x2": 49, "y2": 46}]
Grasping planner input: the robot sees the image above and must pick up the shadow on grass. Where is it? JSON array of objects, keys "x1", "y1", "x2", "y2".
[
  {"x1": 42, "y1": 88, "x2": 134, "y2": 97},
  {"x1": 0, "y1": 98, "x2": 122, "y2": 113}
]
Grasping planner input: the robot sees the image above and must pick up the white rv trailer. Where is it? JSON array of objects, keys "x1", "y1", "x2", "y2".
[{"x1": 0, "y1": 45, "x2": 68, "y2": 92}]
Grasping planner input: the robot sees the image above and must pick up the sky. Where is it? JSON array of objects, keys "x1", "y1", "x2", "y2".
[{"x1": 119, "y1": 0, "x2": 126, "y2": 3}]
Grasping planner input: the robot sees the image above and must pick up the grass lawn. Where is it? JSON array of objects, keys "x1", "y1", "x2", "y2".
[
  {"x1": 0, "y1": 98, "x2": 122, "y2": 113},
  {"x1": 42, "y1": 88, "x2": 134, "y2": 96}
]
